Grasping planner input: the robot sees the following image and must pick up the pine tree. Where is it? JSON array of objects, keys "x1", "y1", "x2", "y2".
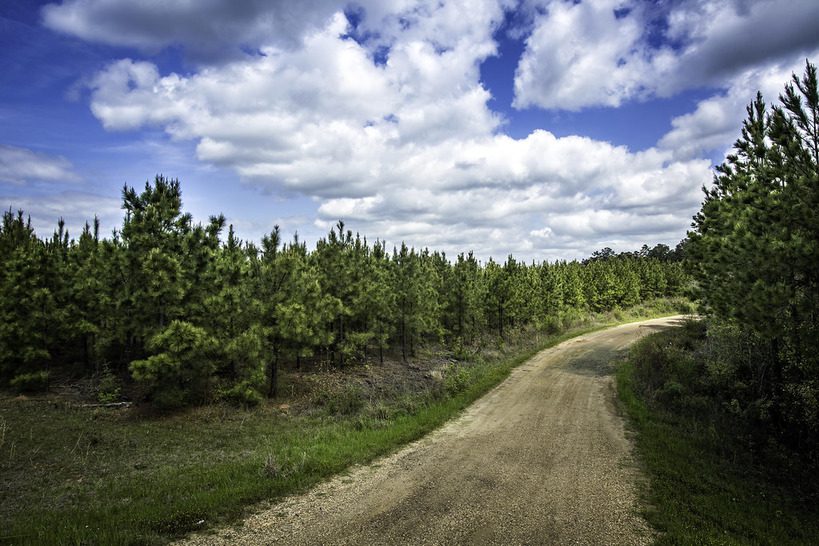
[
  {"x1": 205, "y1": 225, "x2": 267, "y2": 404},
  {"x1": 120, "y1": 177, "x2": 191, "y2": 357},
  {"x1": 275, "y1": 238, "x2": 340, "y2": 371},
  {"x1": 0, "y1": 211, "x2": 52, "y2": 385},
  {"x1": 688, "y1": 61, "x2": 819, "y2": 440},
  {"x1": 312, "y1": 221, "x2": 355, "y2": 366},
  {"x1": 130, "y1": 320, "x2": 219, "y2": 408},
  {"x1": 65, "y1": 218, "x2": 106, "y2": 373},
  {"x1": 357, "y1": 240, "x2": 395, "y2": 364},
  {"x1": 449, "y1": 252, "x2": 485, "y2": 343},
  {"x1": 482, "y1": 258, "x2": 507, "y2": 339},
  {"x1": 392, "y1": 244, "x2": 440, "y2": 360}
]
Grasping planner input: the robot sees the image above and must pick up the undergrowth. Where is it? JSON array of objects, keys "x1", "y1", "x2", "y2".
[{"x1": 617, "y1": 320, "x2": 819, "y2": 545}]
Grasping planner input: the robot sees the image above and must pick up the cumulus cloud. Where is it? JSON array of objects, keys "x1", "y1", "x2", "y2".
[
  {"x1": 663, "y1": 0, "x2": 819, "y2": 83},
  {"x1": 659, "y1": 53, "x2": 819, "y2": 161},
  {"x1": 86, "y1": 5, "x2": 506, "y2": 196},
  {"x1": 514, "y1": 0, "x2": 819, "y2": 110},
  {"x1": 0, "y1": 144, "x2": 80, "y2": 185},
  {"x1": 58, "y1": 0, "x2": 723, "y2": 259},
  {"x1": 78, "y1": 1, "x2": 713, "y2": 259},
  {"x1": 41, "y1": 0, "x2": 346, "y2": 61},
  {"x1": 309, "y1": 131, "x2": 709, "y2": 259},
  {"x1": 513, "y1": 0, "x2": 658, "y2": 110}
]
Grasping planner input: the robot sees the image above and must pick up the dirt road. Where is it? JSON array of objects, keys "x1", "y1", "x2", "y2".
[{"x1": 179, "y1": 316, "x2": 683, "y2": 545}]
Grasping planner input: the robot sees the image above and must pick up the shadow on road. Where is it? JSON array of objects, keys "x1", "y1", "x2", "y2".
[{"x1": 564, "y1": 321, "x2": 679, "y2": 378}]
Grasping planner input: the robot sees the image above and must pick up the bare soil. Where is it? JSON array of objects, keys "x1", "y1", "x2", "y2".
[{"x1": 177, "y1": 317, "x2": 683, "y2": 545}]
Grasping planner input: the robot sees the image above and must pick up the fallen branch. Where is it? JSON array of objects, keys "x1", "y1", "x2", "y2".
[{"x1": 79, "y1": 401, "x2": 132, "y2": 409}]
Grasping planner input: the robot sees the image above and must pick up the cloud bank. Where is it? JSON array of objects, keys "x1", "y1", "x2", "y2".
[{"x1": 36, "y1": 0, "x2": 819, "y2": 259}]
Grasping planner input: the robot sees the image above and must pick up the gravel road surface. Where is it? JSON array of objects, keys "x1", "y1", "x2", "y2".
[{"x1": 178, "y1": 316, "x2": 683, "y2": 545}]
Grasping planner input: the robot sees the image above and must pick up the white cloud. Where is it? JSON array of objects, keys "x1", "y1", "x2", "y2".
[
  {"x1": 41, "y1": 0, "x2": 346, "y2": 61},
  {"x1": 0, "y1": 144, "x2": 80, "y2": 185},
  {"x1": 0, "y1": 190, "x2": 121, "y2": 239},
  {"x1": 308, "y1": 131, "x2": 710, "y2": 259},
  {"x1": 72, "y1": 0, "x2": 717, "y2": 260},
  {"x1": 663, "y1": 0, "x2": 819, "y2": 85},
  {"x1": 513, "y1": 0, "x2": 656, "y2": 110},
  {"x1": 660, "y1": 53, "x2": 819, "y2": 161},
  {"x1": 514, "y1": 0, "x2": 819, "y2": 111}
]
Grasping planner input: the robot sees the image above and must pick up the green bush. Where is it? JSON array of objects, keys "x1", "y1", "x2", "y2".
[
  {"x1": 129, "y1": 320, "x2": 218, "y2": 407},
  {"x1": 628, "y1": 319, "x2": 707, "y2": 408},
  {"x1": 221, "y1": 326, "x2": 268, "y2": 403},
  {"x1": 220, "y1": 381, "x2": 264, "y2": 407},
  {"x1": 444, "y1": 364, "x2": 471, "y2": 395},
  {"x1": 96, "y1": 364, "x2": 122, "y2": 404},
  {"x1": 150, "y1": 385, "x2": 187, "y2": 410},
  {"x1": 626, "y1": 318, "x2": 819, "y2": 447},
  {"x1": 9, "y1": 370, "x2": 49, "y2": 393},
  {"x1": 618, "y1": 324, "x2": 819, "y2": 545},
  {"x1": 329, "y1": 385, "x2": 365, "y2": 415},
  {"x1": 451, "y1": 336, "x2": 471, "y2": 361}
]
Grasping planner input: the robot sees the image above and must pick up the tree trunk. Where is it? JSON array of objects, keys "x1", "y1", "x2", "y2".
[
  {"x1": 401, "y1": 316, "x2": 407, "y2": 362},
  {"x1": 268, "y1": 351, "x2": 279, "y2": 398},
  {"x1": 339, "y1": 316, "x2": 345, "y2": 367},
  {"x1": 458, "y1": 300, "x2": 465, "y2": 338},
  {"x1": 85, "y1": 334, "x2": 92, "y2": 373}
]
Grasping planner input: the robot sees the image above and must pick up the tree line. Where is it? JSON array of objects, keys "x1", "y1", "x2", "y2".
[
  {"x1": 0, "y1": 177, "x2": 687, "y2": 407},
  {"x1": 688, "y1": 61, "x2": 819, "y2": 448}
]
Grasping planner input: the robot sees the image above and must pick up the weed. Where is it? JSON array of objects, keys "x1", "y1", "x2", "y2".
[{"x1": 262, "y1": 453, "x2": 281, "y2": 478}]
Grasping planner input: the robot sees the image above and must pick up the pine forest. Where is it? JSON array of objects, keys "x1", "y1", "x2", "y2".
[{"x1": 1, "y1": 181, "x2": 686, "y2": 408}]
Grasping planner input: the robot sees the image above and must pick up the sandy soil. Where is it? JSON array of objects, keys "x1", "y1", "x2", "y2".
[{"x1": 177, "y1": 316, "x2": 683, "y2": 545}]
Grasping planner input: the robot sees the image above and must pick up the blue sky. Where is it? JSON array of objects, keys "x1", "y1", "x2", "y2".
[{"x1": 2, "y1": 0, "x2": 818, "y2": 261}]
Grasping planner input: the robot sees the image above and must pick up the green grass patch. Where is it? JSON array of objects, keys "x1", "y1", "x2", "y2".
[
  {"x1": 617, "y1": 324, "x2": 819, "y2": 545},
  {"x1": 1, "y1": 298, "x2": 686, "y2": 545}
]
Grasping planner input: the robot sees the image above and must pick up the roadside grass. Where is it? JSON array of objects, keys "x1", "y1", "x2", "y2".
[
  {"x1": 617, "y1": 324, "x2": 819, "y2": 545},
  {"x1": 1, "y1": 298, "x2": 688, "y2": 545}
]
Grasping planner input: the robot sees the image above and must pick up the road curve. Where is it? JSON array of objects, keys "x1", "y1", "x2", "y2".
[{"x1": 178, "y1": 316, "x2": 684, "y2": 545}]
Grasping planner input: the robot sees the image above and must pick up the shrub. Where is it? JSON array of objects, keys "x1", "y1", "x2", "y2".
[
  {"x1": 223, "y1": 325, "x2": 268, "y2": 401},
  {"x1": 444, "y1": 364, "x2": 471, "y2": 395},
  {"x1": 628, "y1": 319, "x2": 706, "y2": 406},
  {"x1": 541, "y1": 315, "x2": 562, "y2": 335},
  {"x1": 96, "y1": 364, "x2": 122, "y2": 404},
  {"x1": 327, "y1": 385, "x2": 365, "y2": 415},
  {"x1": 312, "y1": 383, "x2": 365, "y2": 415},
  {"x1": 9, "y1": 370, "x2": 49, "y2": 393},
  {"x1": 129, "y1": 320, "x2": 218, "y2": 407},
  {"x1": 220, "y1": 381, "x2": 264, "y2": 407},
  {"x1": 150, "y1": 385, "x2": 187, "y2": 410}
]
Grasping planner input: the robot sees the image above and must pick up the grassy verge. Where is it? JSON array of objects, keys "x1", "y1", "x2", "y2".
[
  {"x1": 617, "y1": 322, "x2": 819, "y2": 545},
  {"x1": 0, "y1": 298, "x2": 688, "y2": 545}
]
